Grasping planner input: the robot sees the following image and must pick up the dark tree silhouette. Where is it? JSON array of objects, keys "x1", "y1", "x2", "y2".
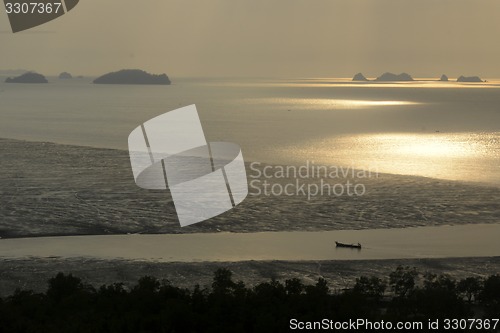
[
  {"x1": 0, "y1": 268, "x2": 496, "y2": 333},
  {"x1": 47, "y1": 272, "x2": 87, "y2": 302},
  {"x1": 353, "y1": 276, "x2": 386, "y2": 300},
  {"x1": 134, "y1": 275, "x2": 160, "y2": 293},
  {"x1": 481, "y1": 274, "x2": 500, "y2": 317},
  {"x1": 389, "y1": 266, "x2": 418, "y2": 298},
  {"x1": 285, "y1": 278, "x2": 304, "y2": 296},
  {"x1": 458, "y1": 277, "x2": 483, "y2": 303},
  {"x1": 212, "y1": 268, "x2": 236, "y2": 295}
]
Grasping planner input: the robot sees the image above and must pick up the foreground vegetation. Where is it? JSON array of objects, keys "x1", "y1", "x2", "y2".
[{"x1": 0, "y1": 266, "x2": 499, "y2": 332}]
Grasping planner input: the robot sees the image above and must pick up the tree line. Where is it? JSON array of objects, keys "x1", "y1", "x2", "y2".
[{"x1": 0, "y1": 266, "x2": 499, "y2": 332}]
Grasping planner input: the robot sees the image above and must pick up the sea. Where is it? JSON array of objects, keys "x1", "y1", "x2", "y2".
[
  {"x1": 0, "y1": 77, "x2": 499, "y2": 261},
  {"x1": 0, "y1": 76, "x2": 499, "y2": 185}
]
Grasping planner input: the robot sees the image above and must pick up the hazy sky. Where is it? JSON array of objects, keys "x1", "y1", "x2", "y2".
[{"x1": 1, "y1": 0, "x2": 499, "y2": 78}]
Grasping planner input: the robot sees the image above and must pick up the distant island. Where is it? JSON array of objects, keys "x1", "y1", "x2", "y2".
[
  {"x1": 352, "y1": 73, "x2": 368, "y2": 81},
  {"x1": 350, "y1": 72, "x2": 415, "y2": 82},
  {"x1": 93, "y1": 69, "x2": 171, "y2": 85},
  {"x1": 5, "y1": 72, "x2": 48, "y2": 83},
  {"x1": 348, "y1": 73, "x2": 489, "y2": 83},
  {"x1": 457, "y1": 75, "x2": 484, "y2": 83},
  {"x1": 59, "y1": 72, "x2": 73, "y2": 79},
  {"x1": 375, "y1": 72, "x2": 414, "y2": 81}
]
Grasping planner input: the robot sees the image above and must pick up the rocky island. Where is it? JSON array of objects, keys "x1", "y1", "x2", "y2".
[
  {"x1": 352, "y1": 73, "x2": 368, "y2": 81},
  {"x1": 59, "y1": 72, "x2": 73, "y2": 79},
  {"x1": 93, "y1": 69, "x2": 171, "y2": 85},
  {"x1": 440, "y1": 74, "x2": 449, "y2": 82},
  {"x1": 457, "y1": 75, "x2": 484, "y2": 83},
  {"x1": 375, "y1": 72, "x2": 414, "y2": 81},
  {"x1": 5, "y1": 72, "x2": 48, "y2": 83}
]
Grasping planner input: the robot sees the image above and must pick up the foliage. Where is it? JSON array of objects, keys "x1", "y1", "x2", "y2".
[
  {"x1": 0, "y1": 268, "x2": 498, "y2": 332},
  {"x1": 389, "y1": 265, "x2": 418, "y2": 297}
]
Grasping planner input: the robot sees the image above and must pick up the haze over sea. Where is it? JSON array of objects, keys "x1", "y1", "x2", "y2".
[
  {"x1": 0, "y1": 77, "x2": 499, "y2": 185},
  {"x1": 0, "y1": 77, "x2": 499, "y2": 262}
]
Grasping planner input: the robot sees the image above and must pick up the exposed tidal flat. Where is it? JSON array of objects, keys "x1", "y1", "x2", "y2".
[
  {"x1": 1, "y1": 136, "x2": 499, "y2": 298},
  {"x1": 0, "y1": 138, "x2": 499, "y2": 238}
]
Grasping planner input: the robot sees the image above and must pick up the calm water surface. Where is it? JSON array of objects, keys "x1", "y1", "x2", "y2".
[
  {"x1": 1, "y1": 224, "x2": 499, "y2": 261},
  {"x1": 1, "y1": 77, "x2": 499, "y2": 184},
  {"x1": 1, "y1": 78, "x2": 499, "y2": 260}
]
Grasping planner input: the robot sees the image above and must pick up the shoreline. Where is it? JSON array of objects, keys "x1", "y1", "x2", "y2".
[
  {"x1": 1, "y1": 137, "x2": 499, "y2": 238},
  {"x1": 1, "y1": 136, "x2": 498, "y2": 187}
]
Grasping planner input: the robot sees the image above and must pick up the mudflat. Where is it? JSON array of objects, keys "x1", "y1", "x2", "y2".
[{"x1": 1, "y1": 138, "x2": 499, "y2": 238}]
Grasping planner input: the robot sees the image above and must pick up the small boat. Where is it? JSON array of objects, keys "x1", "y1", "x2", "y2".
[{"x1": 335, "y1": 241, "x2": 362, "y2": 249}]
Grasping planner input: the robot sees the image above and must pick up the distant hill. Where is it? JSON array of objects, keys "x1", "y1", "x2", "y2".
[
  {"x1": 93, "y1": 69, "x2": 171, "y2": 85},
  {"x1": 375, "y1": 72, "x2": 414, "y2": 81},
  {"x1": 5, "y1": 72, "x2": 48, "y2": 83},
  {"x1": 59, "y1": 72, "x2": 73, "y2": 79},
  {"x1": 440, "y1": 74, "x2": 449, "y2": 82},
  {"x1": 352, "y1": 73, "x2": 368, "y2": 81},
  {"x1": 457, "y1": 75, "x2": 483, "y2": 83}
]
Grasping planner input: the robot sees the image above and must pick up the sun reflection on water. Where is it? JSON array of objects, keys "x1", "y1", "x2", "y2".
[
  {"x1": 369, "y1": 134, "x2": 480, "y2": 158},
  {"x1": 249, "y1": 98, "x2": 419, "y2": 110},
  {"x1": 281, "y1": 132, "x2": 500, "y2": 185}
]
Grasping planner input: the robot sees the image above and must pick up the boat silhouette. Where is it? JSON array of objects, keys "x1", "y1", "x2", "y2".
[{"x1": 335, "y1": 241, "x2": 362, "y2": 249}]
